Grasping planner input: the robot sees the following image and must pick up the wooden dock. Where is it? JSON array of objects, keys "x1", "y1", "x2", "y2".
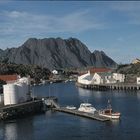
[
  {"x1": 76, "y1": 82, "x2": 140, "y2": 91},
  {"x1": 43, "y1": 98, "x2": 110, "y2": 122},
  {"x1": 53, "y1": 107, "x2": 110, "y2": 122}
]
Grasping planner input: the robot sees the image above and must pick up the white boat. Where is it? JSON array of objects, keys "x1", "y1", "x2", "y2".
[
  {"x1": 64, "y1": 80, "x2": 68, "y2": 83},
  {"x1": 99, "y1": 100, "x2": 121, "y2": 119},
  {"x1": 78, "y1": 103, "x2": 96, "y2": 114},
  {"x1": 66, "y1": 105, "x2": 76, "y2": 110}
]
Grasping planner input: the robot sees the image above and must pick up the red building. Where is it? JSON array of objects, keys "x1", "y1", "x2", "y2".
[
  {"x1": 89, "y1": 68, "x2": 112, "y2": 74},
  {"x1": 0, "y1": 74, "x2": 19, "y2": 83}
]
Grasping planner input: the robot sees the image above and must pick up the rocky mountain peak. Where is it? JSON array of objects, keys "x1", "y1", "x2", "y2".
[{"x1": 0, "y1": 37, "x2": 117, "y2": 70}]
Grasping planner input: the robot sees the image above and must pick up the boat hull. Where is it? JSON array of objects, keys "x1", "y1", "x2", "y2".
[
  {"x1": 99, "y1": 113, "x2": 120, "y2": 119},
  {"x1": 78, "y1": 108, "x2": 95, "y2": 114}
]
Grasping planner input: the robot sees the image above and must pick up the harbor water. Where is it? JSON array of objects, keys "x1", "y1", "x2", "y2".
[{"x1": 0, "y1": 82, "x2": 140, "y2": 140}]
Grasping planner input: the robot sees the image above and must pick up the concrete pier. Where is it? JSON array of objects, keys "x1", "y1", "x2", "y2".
[
  {"x1": 0, "y1": 96, "x2": 58, "y2": 120},
  {"x1": 0, "y1": 99, "x2": 44, "y2": 120}
]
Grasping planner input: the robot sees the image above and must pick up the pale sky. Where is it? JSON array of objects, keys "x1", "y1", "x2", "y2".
[{"x1": 0, "y1": 1, "x2": 140, "y2": 64}]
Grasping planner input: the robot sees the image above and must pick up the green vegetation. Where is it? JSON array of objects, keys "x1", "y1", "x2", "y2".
[
  {"x1": 116, "y1": 63, "x2": 140, "y2": 83},
  {"x1": 116, "y1": 63, "x2": 140, "y2": 75},
  {"x1": 0, "y1": 62, "x2": 51, "y2": 83}
]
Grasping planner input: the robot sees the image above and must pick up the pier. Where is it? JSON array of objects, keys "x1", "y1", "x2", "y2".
[
  {"x1": 45, "y1": 98, "x2": 110, "y2": 122},
  {"x1": 76, "y1": 82, "x2": 140, "y2": 91},
  {"x1": 53, "y1": 107, "x2": 110, "y2": 122},
  {"x1": 0, "y1": 99, "x2": 44, "y2": 120},
  {"x1": 0, "y1": 96, "x2": 58, "y2": 120},
  {"x1": 0, "y1": 97, "x2": 112, "y2": 122}
]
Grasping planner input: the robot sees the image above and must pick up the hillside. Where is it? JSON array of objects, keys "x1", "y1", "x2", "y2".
[
  {"x1": 116, "y1": 63, "x2": 140, "y2": 83},
  {"x1": 116, "y1": 63, "x2": 140, "y2": 75},
  {"x1": 0, "y1": 37, "x2": 117, "y2": 70},
  {"x1": 0, "y1": 62, "x2": 51, "y2": 82}
]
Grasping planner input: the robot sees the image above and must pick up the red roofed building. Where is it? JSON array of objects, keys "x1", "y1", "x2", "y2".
[
  {"x1": 89, "y1": 68, "x2": 112, "y2": 74},
  {"x1": 0, "y1": 74, "x2": 19, "y2": 83}
]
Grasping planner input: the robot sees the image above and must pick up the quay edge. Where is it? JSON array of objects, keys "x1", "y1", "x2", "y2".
[{"x1": 76, "y1": 82, "x2": 140, "y2": 91}]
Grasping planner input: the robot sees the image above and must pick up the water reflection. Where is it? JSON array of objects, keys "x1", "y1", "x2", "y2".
[
  {"x1": 77, "y1": 87, "x2": 92, "y2": 97},
  {"x1": 3, "y1": 118, "x2": 34, "y2": 140},
  {"x1": 106, "y1": 119, "x2": 120, "y2": 126},
  {"x1": 136, "y1": 91, "x2": 140, "y2": 99},
  {"x1": 4, "y1": 122, "x2": 17, "y2": 140}
]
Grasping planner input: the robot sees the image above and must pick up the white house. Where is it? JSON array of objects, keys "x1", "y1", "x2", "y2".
[
  {"x1": 137, "y1": 77, "x2": 140, "y2": 84},
  {"x1": 78, "y1": 71, "x2": 93, "y2": 85},
  {"x1": 113, "y1": 73, "x2": 125, "y2": 83},
  {"x1": 78, "y1": 71, "x2": 125, "y2": 85},
  {"x1": 92, "y1": 73, "x2": 104, "y2": 84},
  {"x1": 92, "y1": 73, "x2": 116, "y2": 84},
  {"x1": 52, "y1": 70, "x2": 58, "y2": 75}
]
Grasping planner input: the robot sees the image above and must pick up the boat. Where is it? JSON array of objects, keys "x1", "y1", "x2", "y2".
[
  {"x1": 78, "y1": 103, "x2": 96, "y2": 114},
  {"x1": 64, "y1": 80, "x2": 69, "y2": 83},
  {"x1": 99, "y1": 100, "x2": 121, "y2": 119},
  {"x1": 99, "y1": 109, "x2": 121, "y2": 119},
  {"x1": 66, "y1": 105, "x2": 76, "y2": 110}
]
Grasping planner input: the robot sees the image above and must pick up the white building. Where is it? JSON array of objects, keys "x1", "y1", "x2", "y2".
[
  {"x1": 113, "y1": 73, "x2": 125, "y2": 83},
  {"x1": 3, "y1": 77, "x2": 30, "y2": 105},
  {"x1": 78, "y1": 71, "x2": 125, "y2": 85},
  {"x1": 92, "y1": 73, "x2": 104, "y2": 84},
  {"x1": 78, "y1": 71, "x2": 93, "y2": 85},
  {"x1": 132, "y1": 58, "x2": 140, "y2": 64},
  {"x1": 92, "y1": 73, "x2": 116, "y2": 84},
  {"x1": 52, "y1": 70, "x2": 58, "y2": 75},
  {"x1": 137, "y1": 77, "x2": 140, "y2": 84}
]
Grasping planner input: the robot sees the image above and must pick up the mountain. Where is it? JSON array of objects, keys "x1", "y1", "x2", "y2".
[{"x1": 0, "y1": 37, "x2": 117, "y2": 70}]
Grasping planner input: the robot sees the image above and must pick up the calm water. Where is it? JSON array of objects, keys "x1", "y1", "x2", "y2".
[{"x1": 0, "y1": 82, "x2": 140, "y2": 140}]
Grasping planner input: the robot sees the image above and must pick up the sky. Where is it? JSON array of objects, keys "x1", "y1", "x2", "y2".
[{"x1": 0, "y1": 1, "x2": 140, "y2": 64}]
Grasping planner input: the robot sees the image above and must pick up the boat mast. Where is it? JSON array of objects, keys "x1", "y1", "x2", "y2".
[{"x1": 107, "y1": 99, "x2": 112, "y2": 109}]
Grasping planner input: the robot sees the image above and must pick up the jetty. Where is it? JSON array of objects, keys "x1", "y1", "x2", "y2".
[
  {"x1": 53, "y1": 107, "x2": 109, "y2": 122},
  {"x1": 45, "y1": 99, "x2": 110, "y2": 122},
  {"x1": 0, "y1": 96, "x2": 58, "y2": 120},
  {"x1": 76, "y1": 82, "x2": 140, "y2": 91},
  {"x1": 0, "y1": 97, "x2": 111, "y2": 122},
  {"x1": 0, "y1": 99, "x2": 43, "y2": 120}
]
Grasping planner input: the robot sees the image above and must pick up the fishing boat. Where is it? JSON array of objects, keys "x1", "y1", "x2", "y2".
[
  {"x1": 78, "y1": 103, "x2": 96, "y2": 114},
  {"x1": 99, "y1": 100, "x2": 121, "y2": 119}
]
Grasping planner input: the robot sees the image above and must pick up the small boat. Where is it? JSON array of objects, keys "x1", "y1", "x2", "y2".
[
  {"x1": 64, "y1": 80, "x2": 69, "y2": 83},
  {"x1": 66, "y1": 105, "x2": 76, "y2": 110},
  {"x1": 99, "y1": 100, "x2": 121, "y2": 119},
  {"x1": 78, "y1": 103, "x2": 96, "y2": 114}
]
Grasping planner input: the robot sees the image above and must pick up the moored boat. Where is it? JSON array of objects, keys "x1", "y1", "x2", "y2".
[
  {"x1": 99, "y1": 109, "x2": 121, "y2": 119},
  {"x1": 99, "y1": 100, "x2": 121, "y2": 119},
  {"x1": 78, "y1": 103, "x2": 96, "y2": 114},
  {"x1": 66, "y1": 105, "x2": 76, "y2": 110}
]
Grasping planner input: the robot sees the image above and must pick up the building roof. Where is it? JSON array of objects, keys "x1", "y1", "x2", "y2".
[
  {"x1": 0, "y1": 74, "x2": 19, "y2": 82},
  {"x1": 96, "y1": 72, "x2": 112, "y2": 79},
  {"x1": 89, "y1": 68, "x2": 112, "y2": 73}
]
